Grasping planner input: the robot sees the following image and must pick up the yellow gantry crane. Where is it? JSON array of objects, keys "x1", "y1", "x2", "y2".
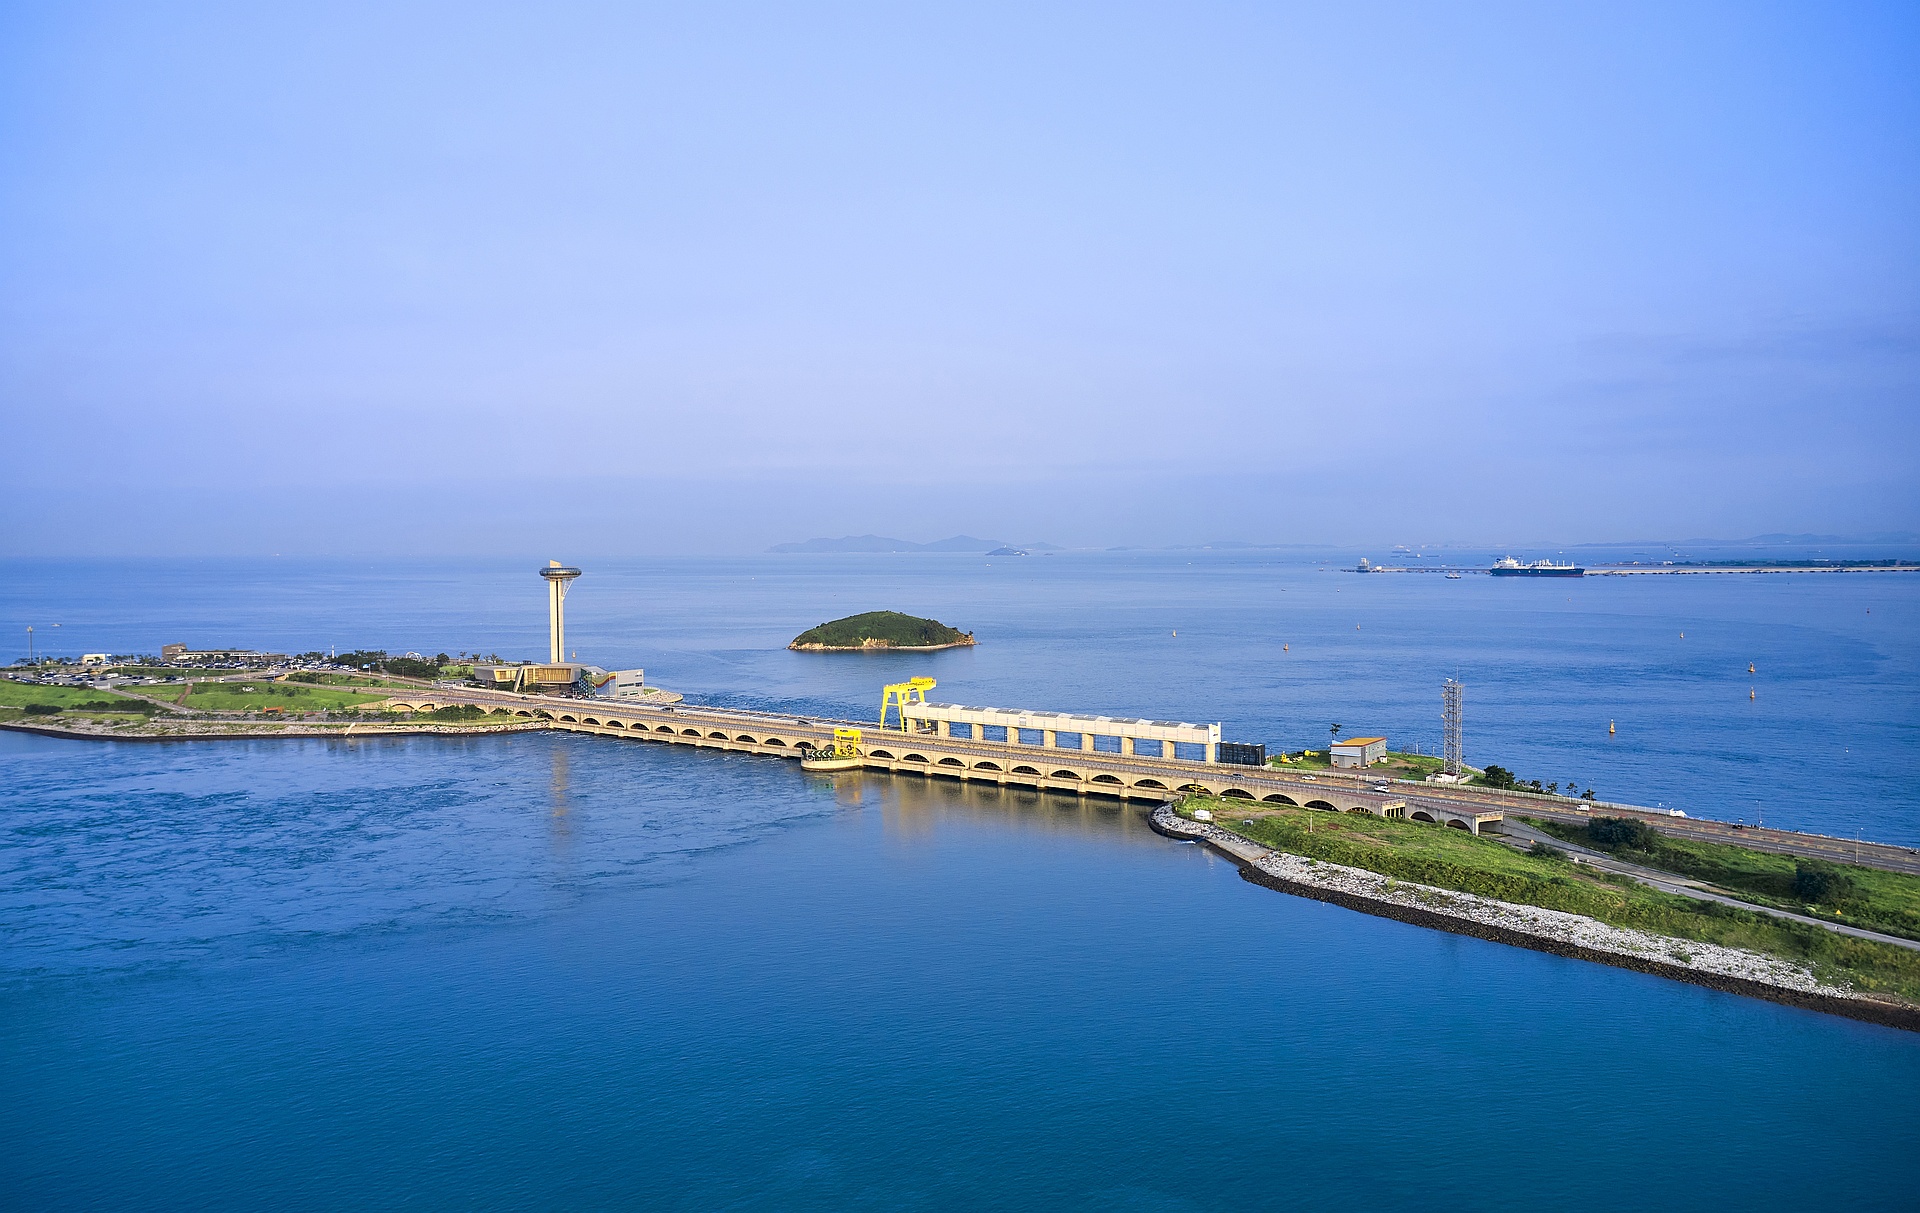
[{"x1": 879, "y1": 677, "x2": 936, "y2": 731}]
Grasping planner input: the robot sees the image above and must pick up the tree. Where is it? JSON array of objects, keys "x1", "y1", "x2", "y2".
[
  {"x1": 1793, "y1": 861, "x2": 1857, "y2": 908},
  {"x1": 1330, "y1": 724, "x2": 1342, "y2": 741},
  {"x1": 1581, "y1": 788, "x2": 1597, "y2": 801},
  {"x1": 1588, "y1": 817, "x2": 1660, "y2": 852},
  {"x1": 1479, "y1": 764, "x2": 1517, "y2": 790}
]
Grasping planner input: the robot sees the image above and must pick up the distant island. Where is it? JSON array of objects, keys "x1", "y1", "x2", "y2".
[{"x1": 789, "y1": 611, "x2": 976, "y2": 651}]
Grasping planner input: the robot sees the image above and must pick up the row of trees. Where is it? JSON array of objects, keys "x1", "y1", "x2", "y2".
[{"x1": 1477, "y1": 764, "x2": 1596, "y2": 800}]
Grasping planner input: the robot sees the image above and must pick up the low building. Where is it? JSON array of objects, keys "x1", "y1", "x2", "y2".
[
  {"x1": 897, "y1": 701, "x2": 1222, "y2": 762},
  {"x1": 1330, "y1": 736, "x2": 1388, "y2": 768},
  {"x1": 161, "y1": 644, "x2": 285, "y2": 665}
]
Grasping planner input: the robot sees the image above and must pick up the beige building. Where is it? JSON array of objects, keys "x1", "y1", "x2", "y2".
[{"x1": 1331, "y1": 736, "x2": 1388, "y2": 768}]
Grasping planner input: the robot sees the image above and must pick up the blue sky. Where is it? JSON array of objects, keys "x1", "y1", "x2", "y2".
[{"x1": 2, "y1": 1, "x2": 1915, "y2": 554}]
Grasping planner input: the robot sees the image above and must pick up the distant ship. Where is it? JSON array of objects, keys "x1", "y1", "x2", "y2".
[
  {"x1": 1445, "y1": 571, "x2": 1462, "y2": 580},
  {"x1": 1490, "y1": 556, "x2": 1584, "y2": 578}
]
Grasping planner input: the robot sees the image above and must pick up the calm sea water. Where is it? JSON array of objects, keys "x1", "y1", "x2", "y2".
[{"x1": 4, "y1": 555, "x2": 1918, "y2": 1208}]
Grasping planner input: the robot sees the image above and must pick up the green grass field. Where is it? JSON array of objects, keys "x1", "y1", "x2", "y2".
[
  {"x1": 284, "y1": 672, "x2": 417, "y2": 689},
  {"x1": 171, "y1": 681, "x2": 389, "y2": 712},
  {"x1": 1187, "y1": 797, "x2": 1920, "y2": 1001},
  {"x1": 0, "y1": 680, "x2": 156, "y2": 715},
  {"x1": 1531, "y1": 818, "x2": 1920, "y2": 943}
]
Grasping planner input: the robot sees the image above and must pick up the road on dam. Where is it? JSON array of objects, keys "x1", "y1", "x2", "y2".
[{"x1": 375, "y1": 683, "x2": 1920, "y2": 878}]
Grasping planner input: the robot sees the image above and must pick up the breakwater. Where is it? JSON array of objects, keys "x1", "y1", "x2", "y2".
[{"x1": 1149, "y1": 804, "x2": 1920, "y2": 1032}]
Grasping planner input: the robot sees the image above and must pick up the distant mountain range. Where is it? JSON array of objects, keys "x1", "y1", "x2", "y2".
[{"x1": 770, "y1": 534, "x2": 1064, "y2": 554}]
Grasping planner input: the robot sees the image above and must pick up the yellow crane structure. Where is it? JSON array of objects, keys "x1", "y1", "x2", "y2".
[{"x1": 880, "y1": 677, "x2": 937, "y2": 731}]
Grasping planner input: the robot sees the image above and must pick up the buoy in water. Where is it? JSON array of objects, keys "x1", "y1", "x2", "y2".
[
  {"x1": 1749, "y1": 662, "x2": 1756, "y2": 674},
  {"x1": 1609, "y1": 720, "x2": 1616, "y2": 735},
  {"x1": 1750, "y1": 687, "x2": 1756, "y2": 700}
]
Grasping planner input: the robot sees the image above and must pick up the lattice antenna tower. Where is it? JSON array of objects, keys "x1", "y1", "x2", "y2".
[{"x1": 1442, "y1": 678, "x2": 1464, "y2": 776}]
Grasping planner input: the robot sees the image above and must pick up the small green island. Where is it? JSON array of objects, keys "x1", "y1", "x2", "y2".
[{"x1": 789, "y1": 611, "x2": 976, "y2": 652}]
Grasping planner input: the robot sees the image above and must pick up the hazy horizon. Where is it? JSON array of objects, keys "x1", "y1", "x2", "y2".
[{"x1": 4, "y1": 2, "x2": 1916, "y2": 556}]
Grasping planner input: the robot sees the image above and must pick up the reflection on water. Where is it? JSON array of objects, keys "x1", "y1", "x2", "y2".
[{"x1": 843, "y1": 769, "x2": 1161, "y2": 845}]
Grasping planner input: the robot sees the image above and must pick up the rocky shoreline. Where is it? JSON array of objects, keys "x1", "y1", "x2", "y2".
[
  {"x1": 788, "y1": 637, "x2": 977, "y2": 652},
  {"x1": 1149, "y1": 804, "x2": 1920, "y2": 1033}
]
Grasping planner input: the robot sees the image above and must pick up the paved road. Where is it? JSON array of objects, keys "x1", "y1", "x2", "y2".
[{"x1": 1497, "y1": 819, "x2": 1920, "y2": 952}]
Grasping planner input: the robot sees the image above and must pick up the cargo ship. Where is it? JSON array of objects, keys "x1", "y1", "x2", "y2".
[{"x1": 1490, "y1": 556, "x2": 1584, "y2": 577}]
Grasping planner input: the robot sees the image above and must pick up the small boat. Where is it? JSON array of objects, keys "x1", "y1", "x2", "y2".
[
  {"x1": 801, "y1": 727, "x2": 864, "y2": 772},
  {"x1": 1445, "y1": 571, "x2": 1462, "y2": 580}
]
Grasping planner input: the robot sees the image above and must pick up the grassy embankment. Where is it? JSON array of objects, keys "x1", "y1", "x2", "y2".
[
  {"x1": 1185, "y1": 797, "x2": 1920, "y2": 1001},
  {"x1": 0, "y1": 680, "x2": 162, "y2": 726},
  {"x1": 790, "y1": 611, "x2": 971, "y2": 649},
  {"x1": 1531, "y1": 818, "x2": 1920, "y2": 943},
  {"x1": 153, "y1": 681, "x2": 390, "y2": 713}
]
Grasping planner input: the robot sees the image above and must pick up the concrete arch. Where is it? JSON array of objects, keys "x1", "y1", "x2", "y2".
[
  {"x1": 1347, "y1": 806, "x2": 1372, "y2": 815},
  {"x1": 1050, "y1": 769, "x2": 1081, "y2": 780},
  {"x1": 1446, "y1": 819, "x2": 1470, "y2": 830},
  {"x1": 680, "y1": 728, "x2": 701, "y2": 737},
  {"x1": 1222, "y1": 789, "x2": 1254, "y2": 799},
  {"x1": 1134, "y1": 778, "x2": 1168, "y2": 790},
  {"x1": 1091, "y1": 774, "x2": 1123, "y2": 785},
  {"x1": 871, "y1": 749, "x2": 896, "y2": 760},
  {"x1": 903, "y1": 754, "x2": 930, "y2": 763},
  {"x1": 938, "y1": 757, "x2": 965, "y2": 767},
  {"x1": 514, "y1": 710, "x2": 534, "y2": 717},
  {"x1": 1011, "y1": 765, "x2": 1041, "y2": 776},
  {"x1": 1305, "y1": 799, "x2": 1336, "y2": 811},
  {"x1": 1262, "y1": 794, "x2": 1297, "y2": 805},
  {"x1": 1411, "y1": 811, "x2": 1437, "y2": 824},
  {"x1": 763, "y1": 738, "x2": 787, "y2": 747},
  {"x1": 973, "y1": 761, "x2": 1002, "y2": 771},
  {"x1": 707, "y1": 731, "x2": 728, "y2": 740},
  {"x1": 736, "y1": 734, "x2": 758, "y2": 744},
  {"x1": 559, "y1": 714, "x2": 579, "y2": 723},
  {"x1": 653, "y1": 724, "x2": 675, "y2": 733}
]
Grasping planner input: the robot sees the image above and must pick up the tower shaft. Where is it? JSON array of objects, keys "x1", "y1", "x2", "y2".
[{"x1": 1442, "y1": 678, "x2": 1464, "y2": 776}]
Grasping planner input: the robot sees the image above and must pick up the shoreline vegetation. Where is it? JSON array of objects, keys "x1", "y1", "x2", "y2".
[
  {"x1": 0, "y1": 664, "x2": 680, "y2": 741},
  {"x1": 1162, "y1": 798, "x2": 1920, "y2": 1030},
  {"x1": 789, "y1": 611, "x2": 976, "y2": 651}
]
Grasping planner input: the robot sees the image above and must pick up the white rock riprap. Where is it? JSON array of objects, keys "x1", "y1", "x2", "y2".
[{"x1": 1149, "y1": 805, "x2": 1914, "y2": 1021}]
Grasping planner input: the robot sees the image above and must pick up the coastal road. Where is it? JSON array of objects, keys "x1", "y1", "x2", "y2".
[{"x1": 1495, "y1": 819, "x2": 1920, "y2": 952}]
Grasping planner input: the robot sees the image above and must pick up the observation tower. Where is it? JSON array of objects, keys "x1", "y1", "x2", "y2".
[{"x1": 540, "y1": 561, "x2": 582, "y2": 662}]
